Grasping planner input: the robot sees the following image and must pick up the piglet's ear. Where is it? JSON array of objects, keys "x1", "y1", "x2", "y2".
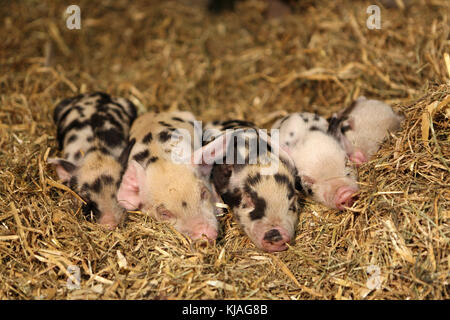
[
  {"x1": 191, "y1": 130, "x2": 234, "y2": 178},
  {"x1": 47, "y1": 158, "x2": 77, "y2": 183},
  {"x1": 117, "y1": 160, "x2": 146, "y2": 210}
]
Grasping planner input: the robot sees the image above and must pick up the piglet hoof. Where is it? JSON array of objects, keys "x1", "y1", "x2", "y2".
[{"x1": 261, "y1": 228, "x2": 290, "y2": 252}]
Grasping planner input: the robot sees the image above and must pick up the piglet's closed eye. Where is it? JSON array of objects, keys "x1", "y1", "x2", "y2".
[{"x1": 117, "y1": 160, "x2": 146, "y2": 210}]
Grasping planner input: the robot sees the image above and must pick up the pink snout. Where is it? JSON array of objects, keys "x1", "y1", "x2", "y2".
[
  {"x1": 98, "y1": 214, "x2": 119, "y2": 230},
  {"x1": 335, "y1": 186, "x2": 358, "y2": 210},
  {"x1": 260, "y1": 228, "x2": 291, "y2": 252},
  {"x1": 349, "y1": 149, "x2": 368, "y2": 166},
  {"x1": 190, "y1": 224, "x2": 218, "y2": 241}
]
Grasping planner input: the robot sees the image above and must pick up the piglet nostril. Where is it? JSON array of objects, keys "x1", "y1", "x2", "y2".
[
  {"x1": 263, "y1": 229, "x2": 283, "y2": 244},
  {"x1": 191, "y1": 228, "x2": 218, "y2": 241}
]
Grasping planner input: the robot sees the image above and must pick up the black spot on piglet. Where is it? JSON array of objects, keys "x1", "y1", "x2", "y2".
[
  {"x1": 96, "y1": 128, "x2": 124, "y2": 148},
  {"x1": 221, "y1": 189, "x2": 242, "y2": 209},
  {"x1": 67, "y1": 134, "x2": 78, "y2": 144},
  {"x1": 158, "y1": 131, "x2": 171, "y2": 142},
  {"x1": 211, "y1": 164, "x2": 233, "y2": 194},
  {"x1": 275, "y1": 173, "x2": 294, "y2": 199},
  {"x1": 294, "y1": 176, "x2": 303, "y2": 192},
  {"x1": 91, "y1": 178, "x2": 102, "y2": 193},
  {"x1": 142, "y1": 132, "x2": 153, "y2": 144},
  {"x1": 81, "y1": 200, "x2": 100, "y2": 220},
  {"x1": 249, "y1": 193, "x2": 266, "y2": 221},
  {"x1": 263, "y1": 229, "x2": 282, "y2": 243},
  {"x1": 146, "y1": 156, "x2": 159, "y2": 166},
  {"x1": 74, "y1": 151, "x2": 82, "y2": 161},
  {"x1": 101, "y1": 175, "x2": 114, "y2": 185},
  {"x1": 247, "y1": 173, "x2": 261, "y2": 186},
  {"x1": 69, "y1": 176, "x2": 78, "y2": 189},
  {"x1": 133, "y1": 150, "x2": 150, "y2": 164},
  {"x1": 274, "y1": 173, "x2": 290, "y2": 186},
  {"x1": 55, "y1": 159, "x2": 77, "y2": 178},
  {"x1": 340, "y1": 125, "x2": 352, "y2": 134},
  {"x1": 158, "y1": 121, "x2": 172, "y2": 128}
]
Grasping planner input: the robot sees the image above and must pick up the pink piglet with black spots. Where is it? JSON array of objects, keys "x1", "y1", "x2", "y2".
[
  {"x1": 327, "y1": 96, "x2": 404, "y2": 165},
  {"x1": 202, "y1": 120, "x2": 300, "y2": 252},
  {"x1": 117, "y1": 111, "x2": 220, "y2": 241},
  {"x1": 48, "y1": 92, "x2": 137, "y2": 229}
]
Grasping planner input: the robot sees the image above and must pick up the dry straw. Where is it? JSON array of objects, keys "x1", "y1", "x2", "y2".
[{"x1": 0, "y1": 0, "x2": 448, "y2": 299}]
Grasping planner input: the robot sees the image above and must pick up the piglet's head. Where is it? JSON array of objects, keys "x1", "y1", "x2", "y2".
[
  {"x1": 234, "y1": 174, "x2": 298, "y2": 252},
  {"x1": 117, "y1": 159, "x2": 218, "y2": 241},
  {"x1": 48, "y1": 154, "x2": 127, "y2": 230},
  {"x1": 300, "y1": 174, "x2": 358, "y2": 211},
  {"x1": 292, "y1": 130, "x2": 360, "y2": 211},
  {"x1": 199, "y1": 130, "x2": 299, "y2": 252},
  {"x1": 330, "y1": 116, "x2": 368, "y2": 166}
]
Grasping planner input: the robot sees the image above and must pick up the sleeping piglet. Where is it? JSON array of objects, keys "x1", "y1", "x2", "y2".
[
  {"x1": 327, "y1": 97, "x2": 404, "y2": 165},
  {"x1": 117, "y1": 111, "x2": 219, "y2": 241},
  {"x1": 48, "y1": 92, "x2": 137, "y2": 229},
  {"x1": 202, "y1": 120, "x2": 299, "y2": 252},
  {"x1": 272, "y1": 112, "x2": 358, "y2": 210},
  {"x1": 283, "y1": 129, "x2": 359, "y2": 210}
]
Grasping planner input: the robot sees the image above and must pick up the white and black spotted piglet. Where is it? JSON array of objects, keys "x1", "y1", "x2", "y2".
[
  {"x1": 327, "y1": 96, "x2": 404, "y2": 165},
  {"x1": 117, "y1": 111, "x2": 219, "y2": 241},
  {"x1": 273, "y1": 113, "x2": 359, "y2": 210},
  {"x1": 48, "y1": 92, "x2": 137, "y2": 229},
  {"x1": 272, "y1": 112, "x2": 329, "y2": 150},
  {"x1": 202, "y1": 120, "x2": 300, "y2": 252}
]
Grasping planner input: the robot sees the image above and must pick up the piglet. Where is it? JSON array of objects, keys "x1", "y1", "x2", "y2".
[
  {"x1": 48, "y1": 92, "x2": 137, "y2": 229},
  {"x1": 202, "y1": 120, "x2": 299, "y2": 252},
  {"x1": 328, "y1": 97, "x2": 404, "y2": 165},
  {"x1": 272, "y1": 112, "x2": 329, "y2": 150},
  {"x1": 280, "y1": 128, "x2": 359, "y2": 210},
  {"x1": 117, "y1": 111, "x2": 219, "y2": 241}
]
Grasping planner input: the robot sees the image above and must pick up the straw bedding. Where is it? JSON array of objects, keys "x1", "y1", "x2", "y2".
[{"x1": 0, "y1": 0, "x2": 448, "y2": 299}]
